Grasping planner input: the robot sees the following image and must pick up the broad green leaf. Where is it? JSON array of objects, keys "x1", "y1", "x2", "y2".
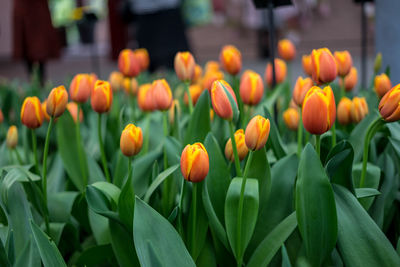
[
  {"x1": 355, "y1": 188, "x2": 381, "y2": 198},
  {"x1": 49, "y1": 222, "x2": 65, "y2": 246},
  {"x1": 75, "y1": 244, "x2": 116, "y2": 266},
  {"x1": 86, "y1": 185, "x2": 121, "y2": 224},
  {"x1": 87, "y1": 154, "x2": 106, "y2": 184},
  {"x1": 0, "y1": 238, "x2": 10, "y2": 267},
  {"x1": 143, "y1": 164, "x2": 180, "y2": 201},
  {"x1": 165, "y1": 136, "x2": 183, "y2": 166},
  {"x1": 296, "y1": 144, "x2": 337, "y2": 266},
  {"x1": 48, "y1": 192, "x2": 78, "y2": 223},
  {"x1": 112, "y1": 151, "x2": 128, "y2": 188},
  {"x1": 196, "y1": 236, "x2": 217, "y2": 267},
  {"x1": 353, "y1": 162, "x2": 381, "y2": 210},
  {"x1": 262, "y1": 107, "x2": 286, "y2": 159},
  {"x1": 14, "y1": 239, "x2": 35, "y2": 267},
  {"x1": 118, "y1": 173, "x2": 135, "y2": 231},
  {"x1": 109, "y1": 220, "x2": 139, "y2": 267},
  {"x1": 282, "y1": 244, "x2": 292, "y2": 267},
  {"x1": 88, "y1": 209, "x2": 110, "y2": 245},
  {"x1": 91, "y1": 182, "x2": 121, "y2": 204}
]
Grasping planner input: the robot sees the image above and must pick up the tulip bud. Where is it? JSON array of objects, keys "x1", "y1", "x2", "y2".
[
  {"x1": 334, "y1": 51, "x2": 353, "y2": 77},
  {"x1": 174, "y1": 52, "x2": 196, "y2": 81},
  {"x1": 225, "y1": 129, "x2": 248, "y2": 162},
  {"x1": 180, "y1": 142, "x2": 209, "y2": 183},
  {"x1": 302, "y1": 54, "x2": 313, "y2": 76},
  {"x1": 118, "y1": 49, "x2": 141, "y2": 77},
  {"x1": 379, "y1": 84, "x2": 400, "y2": 122},
  {"x1": 67, "y1": 102, "x2": 83, "y2": 123},
  {"x1": 91, "y1": 80, "x2": 113, "y2": 113},
  {"x1": 289, "y1": 99, "x2": 298, "y2": 109},
  {"x1": 351, "y1": 97, "x2": 369, "y2": 123},
  {"x1": 219, "y1": 45, "x2": 242, "y2": 75},
  {"x1": 283, "y1": 107, "x2": 300, "y2": 131},
  {"x1": 205, "y1": 61, "x2": 220, "y2": 73},
  {"x1": 109, "y1": 71, "x2": 124, "y2": 91},
  {"x1": 239, "y1": 70, "x2": 264, "y2": 106},
  {"x1": 302, "y1": 86, "x2": 336, "y2": 135},
  {"x1": 134, "y1": 48, "x2": 150, "y2": 71},
  {"x1": 340, "y1": 67, "x2": 358, "y2": 92},
  {"x1": 47, "y1": 85, "x2": 68, "y2": 118},
  {"x1": 122, "y1": 77, "x2": 138, "y2": 96},
  {"x1": 193, "y1": 64, "x2": 203, "y2": 84},
  {"x1": 337, "y1": 97, "x2": 352, "y2": 125},
  {"x1": 152, "y1": 79, "x2": 173, "y2": 111},
  {"x1": 278, "y1": 39, "x2": 296, "y2": 61},
  {"x1": 88, "y1": 73, "x2": 98, "y2": 92},
  {"x1": 245, "y1": 115, "x2": 270, "y2": 151},
  {"x1": 69, "y1": 74, "x2": 91, "y2": 103},
  {"x1": 374, "y1": 52, "x2": 382, "y2": 74},
  {"x1": 210, "y1": 80, "x2": 239, "y2": 121},
  {"x1": 6, "y1": 125, "x2": 18, "y2": 149},
  {"x1": 138, "y1": 83, "x2": 155, "y2": 112},
  {"x1": 169, "y1": 100, "x2": 180, "y2": 125},
  {"x1": 21, "y1": 96, "x2": 44, "y2": 129},
  {"x1": 41, "y1": 101, "x2": 50, "y2": 122},
  {"x1": 374, "y1": 73, "x2": 392, "y2": 98},
  {"x1": 120, "y1": 123, "x2": 143, "y2": 157},
  {"x1": 202, "y1": 70, "x2": 224, "y2": 91},
  {"x1": 311, "y1": 48, "x2": 337, "y2": 85},
  {"x1": 265, "y1": 58, "x2": 287, "y2": 87},
  {"x1": 293, "y1": 76, "x2": 313, "y2": 106},
  {"x1": 184, "y1": 84, "x2": 202, "y2": 106}
]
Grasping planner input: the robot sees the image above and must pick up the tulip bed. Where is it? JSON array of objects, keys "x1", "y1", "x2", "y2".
[{"x1": 0, "y1": 43, "x2": 400, "y2": 267}]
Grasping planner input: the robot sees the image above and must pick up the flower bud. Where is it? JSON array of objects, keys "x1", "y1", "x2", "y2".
[
  {"x1": 334, "y1": 51, "x2": 353, "y2": 77},
  {"x1": 337, "y1": 97, "x2": 352, "y2": 125},
  {"x1": 21, "y1": 96, "x2": 44, "y2": 129},
  {"x1": 225, "y1": 129, "x2": 248, "y2": 162},
  {"x1": 184, "y1": 84, "x2": 202, "y2": 106},
  {"x1": 205, "y1": 61, "x2": 220, "y2": 73},
  {"x1": 278, "y1": 39, "x2": 296, "y2": 61},
  {"x1": 302, "y1": 86, "x2": 336, "y2": 135},
  {"x1": 6, "y1": 125, "x2": 18, "y2": 149},
  {"x1": 138, "y1": 83, "x2": 155, "y2": 112},
  {"x1": 351, "y1": 97, "x2": 369, "y2": 123},
  {"x1": 374, "y1": 73, "x2": 392, "y2": 98},
  {"x1": 311, "y1": 48, "x2": 337, "y2": 85},
  {"x1": 293, "y1": 76, "x2": 313, "y2": 106},
  {"x1": 91, "y1": 80, "x2": 113, "y2": 113},
  {"x1": 120, "y1": 123, "x2": 143, "y2": 157},
  {"x1": 180, "y1": 142, "x2": 209, "y2": 183},
  {"x1": 340, "y1": 67, "x2": 358, "y2": 92},
  {"x1": 245, "y1": 115, "x2": 270, "y2": 151},
  {"x1": 193, "y1": 64, "x2": 203, "y2": 84},
  {"x1": 134, "y1": 48, "x2": 150, "y2": 71},
  {"x1": 109, "y1": 71, "x2": 124, "y2": 91},
  {"x1": 174, "y1": 51, "x2": 196, "y2": 81},
  {"x1": 302, "y1": 54, "x2": 313, "y2": 76},
  {"x1": 118, "y1": 49, "x2": 141, "y2": 77},
  {"x1": 374, "y1": 52, "x2": 382, "y2": 74},
  {"x1": 47, "y1": 85, "x2": 68, "y2": 118},
  {"x1": 88, "y1": 73, "x2": 98, "y2": 92},
  {"x1": 239, "y1": 70, "x2": 264, "y2": 106},
  {"x1": 210, "y1": 80, "x2": 239, "y2": 121},
  {"x1": 265, "y1": 58, "x2": 287, "y2": 87},
  {"x1": 152, "y1": 79, "x2": 173, "y2": 111},
  {"x1": 69, "y1": 74, "x2": 91, "y2": 103},
  {"x1": 122, "y1": 77, "x2": 138, "y2": 96},
  {"x1": 67, "y1": 102, "x2": 83, "y2": 123},
  {"x1": 283, "y1": 107, "x2": 300, "y2": 131},
  {"x1": 379, "y1": 84, "x2": 400, "y2": 122},
  {"x1": 202, "y1": 70, "x2": 224, "y2": 91},
  {"x1": 41, "y1": 100, "x2": 51, "y2": 122},
  {"x1": 219, "y1": 45, "x2": 242, "y2": 75}
]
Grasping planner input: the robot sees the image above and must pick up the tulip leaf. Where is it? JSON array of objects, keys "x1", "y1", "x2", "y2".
[
  {"x1": 85, "y1": 185, "x2": 121, "y2": 224},
  {"x1": 118, "y1": 172, "x2": 135, "y2": 231},
  {"x1": 109, "y1": 220, "x2": 139, "y2": 267},
  {"x1": 352, "y1": 162, "x2": 380, "y2": 210},
  {"x1": 296, "y1": 143, "x2": 337, "y2": 266},
  {"x1": 133, "y1": 197, "x2": 195, "y2": 267},
  {"x1": 333, "y1": 184, "x2": 400, "y2": 266},
  {"x1": 143, "y1": 164, "x2": 180, "y2": 202},
  {"x1": 0, "y1": 237, "x2": 10, "y2": 267},
  {"x1": 355, "y1": 188, "x2": 381, "y2": 198},
  {"x1": 225, "y1": 177, "x2": 259, "y2": 263},
  {"x1": 263, "y1": 107, "x2": 287, "y2": 159},
  {"x1": 75, "y1": 244, "x2": 116, "y2": 266},
  {"x1": 48, "y1": 192, "x2": 78, "y2": 223}
]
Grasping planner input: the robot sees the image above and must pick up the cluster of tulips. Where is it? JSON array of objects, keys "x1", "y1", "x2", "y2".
[{"x1": 1, "y1": 37, "x2": 400, "y2": 267}]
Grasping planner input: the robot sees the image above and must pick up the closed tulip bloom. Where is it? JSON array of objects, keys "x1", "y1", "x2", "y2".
[
  {"x1": 245, "y1": 115, "x2": 270, "y2": 150},
  {"x1": 41, "y1": 101, "x2": 51, "y2": 122},
  {"x1": 334, "y1": 51, "x2": 353, "y2": 77},
  {"x1": 120, "y1": 123, "x2": 143, "y2": 157},
  {"x1": 152, "y1": 79, "x2": 173, "y2": 110},
  {"x1": 193, "y1": 64, "x2": 203, "y2": 84},
  {"x1": 240, "y1": 70, "x2": 264, "y2": 106},
  {"x1": 180, "y1": 142, "x2": 209, "y2": 183},
  {"x1": 118, "y1": 49, "x2": 140, "y2": 77},
  {"x1": 341, "y1": 67, "x2": 358, "y2": 92},
  {"x1": 219, "y1": 45, "x2": 242, "y2": 75},
  {"x1": 184, "y1": 84, "x2": 203, "y2": 106},
  {"x1": 138, "y1": 83, "x2": 155, "y2": 112},
  {"x1": 122, "y1": 77, "x2": 138, "y2": 96},
  {"x1": 278, "y1": 39, "x2": 296, "y2": 61},
  {"x1": 47, "y1": 85, "x2": 68, "y2": 118},
  {"x1": 202, "y1": 70, "x2": 224, "y2": 91},
  {"x1": 69, "y1": 74, "x2": 91, "y2": 103},
  {"x1": 302, "y1": 54, "x2": 313, "y2": 76},
  {"x1": 6, "y1": 125, "x2": 18, "y2": 149},
  {"x1": 109, "y1": 71, "x2": 124, "y2": 91},
  {"x1": 379, "y1": 84, "x2": 400, "y2": 122},
  {"x1": 134, "y1": 48, "x2": 150, "y2": 71},
  {"x1": 293, "y1": 76, "x2": 313, "y2": 106},
  {"x1": 210, "y1": 80, "x2": 238, "y2": 121},
  {"x1": 302, "y1": 86, "x2": 336, "y2": 135},
  {"x1": 174, "y1": 51, "x2": 196, "y2": 81},
  {"x1": 311, "y1": 48, "x2": 337, "y2": 84},
  {"x1": 225, "y1": 129, "x2": 248, "y2": 162},
  {"x1": 91, "y1": 80, "x2": 113, "y2": 113},
  {"x1": 21, "y1": 96, "x2": 44, "y2": 129},
  {"x1": 265, "y1": 58, "x2": 287, "y2": 87},
  {"x1": 374, "y1": 73, "x2": 392, "y2": 98},
  {"x1": 88, "y1": 73, "x2": 98, "y2": 91},
  {"x1": 351, "y1": 97, "x2": 369, "y2": 123},
  {"x1": 337, "y1": 97, "x2": 353, "y2": 125},
  {"x1": 283, "y1": 107, "x2": 300, "y2": 131},
  {"x1": 67, "y1": 102, "x2": 83, "y2": 123},
  {"x1": 205, "y1": 61, "x2": 220, "y2": 73}
]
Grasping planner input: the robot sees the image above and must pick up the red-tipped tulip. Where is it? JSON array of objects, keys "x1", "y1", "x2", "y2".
[
  {"x1": 293, "y1": 76, "x2": 313, "y2": 106},
  {"x1": 334, "y1": 50, "x2": 353, "y2": 77},
  {"x1": 379, "y1": 84, "x2": 400, "y2": 122},
  {"x1": 109, "y1": 71, "x2": 124, "y2": 91},
  {"x1": 120, "y1": 123, "x2": 143, "y2": 157},
  {"x1": 219, "y1": 45, "x2": 242, "y2": 75},
  {"x1": 47, "y1": 85, "x2": 68, "y2": 118},
  {"x1": 245, "y1": 115, "x2": 271, "y2": 150},
  {"x1": 122, "y1": 77, "x2": 138, "y2": 96},
  {"x1": 311, "y1": 48, "x2": 337, "y2": 84},
  {"x1": 341, "y1": 67, "x2": 358, "y2": 92},
  {"x1": 152, "y1": 79, "x2": 173, "y2": 111},
  {"x1": 134, "y1": 48, "x2": 150, "y2": 71},
  {"x1": 180, "y1": 142, "x2": 209, "y2": 183},
  {"x1": 337, "y1": 97, "x2": 352, "y2": 125},
  {"x1": 374, "y1": 73, "x2": 392, "y2": 98},
  {"x1": 67, "y1": 102, "x2": 83, "y2": 123},
  {"x1": 240, "y1": 70, "x2": 264, "y2": 106},
  {"x1": 174, "y1": 51, "x2": 196, "y2": 81},
  {"x1": 283, "y1": 107, "x2": 300, "y2": 131},
  {"x1": 210, "y1": 80, "x2": 238, "y2": 121},
  {"x1": 91, "y1": 80, "x2": 113, "y2": 113},
  {"x1": 351, "y1": 97, "x2": 368, "y2": 123},
  {"x1": 278, "y1": 39, "x2": 296, "y2": 61},
  {"x1": 118, "y1": 49, "x2": 141, "y2": 77},
  {"x1": 225, "y1": 129, "x2": 248, "y2": 162},
  {"x1": 302, "y1": 54, "x2": 313, "y2": 76},
  {"x1": 21, "y1": 96, "x2": 44, "y2": 129},
  {"x1": 265, "y1": 58, "x2": 287, "y2": 87},
  {"x1": 69, "y1": 74, "x2": 91, "y2": 103},
  {"x1": 138, "y1": 83, "x2": 155, "y2": 112}
]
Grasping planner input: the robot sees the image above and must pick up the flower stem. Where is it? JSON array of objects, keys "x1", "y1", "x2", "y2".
[
  {"x1": 75, "y1": 104, "x2": 87, "y2": 185},
  {"x1": 31, "y1": 130, "x2": 40, "y2": 174},
  {"x1": 98, "y1": 113, "x2": 111, "y2": 182},
  {"x1": 191, "y1": 182, "x2": 197, "y2": 258},
  {"x1": 297, "y1": 110, "x2": 303, "y2": 157},
  {"x1": 340, "y1": 76, "x2": 346, "y2": 100},
  {"x1": 178, "y1": 178, "x2": 186, "y2": 237},
  {"x1": 185, "y1": 81, "x2": 194, "y2": 114},
  {"x1": 331, "y1": 122, "x2": 336, "y2": 148},
  {"x1": 127, "y1": 156, "x2": 133, "y2": 183},
  {"x1": 162, "y1": 111, "x2": 171, "y2": 215},
  {"x1": 229, "y1": 121, "x2": 243, "y2": 177},
  {"x1": 143, "y1": 113, "x2": 151, "y2": 154},
  {"x1": 316, "y1": 135, "x2": 321, "y2": 158},
  {"x1": 42, "y1": 117, "x2": 54, "y2": 234}
]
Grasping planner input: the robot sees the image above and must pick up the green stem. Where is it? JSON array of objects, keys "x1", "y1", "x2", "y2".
[
  {"x1": 162, "y1": 111, "x2": 170, "y2": 215},
  {"x1": 185, "y1": 81, "x2": 194, "y2": 114},
  {"x1": 75, "y1": 104, "x2": 87, "y2": 185},
  {"x1": 127, "y1": 156, "x2": 133, "y2": 183},
  {"x1": 178, "y1": 179, "x2": 186, "y2": 238},
  {"x1": 331, "y1": 122, "x2": 336, "y2": 148},
  {"x1": 316, "y1": 135, "x2": 321, "y2": 158},
  {"x1": 191, "y1": 182, "x2": 197, "y2": 258},
  {"x1": 228, "y1": 121, "x2": 243, "y2": 177},
  {"x1": 42, "y1": 117, "x2": 54, "y2": 234},
  {"x1": 31, "y1": 130, "x2": 40, "y2": 174},
  {"x1": 143, "y1": 113, "x2": 151, "y2": 154},
  {"x1": 14, "y1": 149, "x2": 23, "y2": 165},
  {"x1": 297, "y1": 110, "x2": 303, "y2": 157},
  {"x1": 98, "y1": 114, "x2": 111, "y2": 182},
  {"x1": 340, "y1": 76, "x2": 346, "y2": 100}
]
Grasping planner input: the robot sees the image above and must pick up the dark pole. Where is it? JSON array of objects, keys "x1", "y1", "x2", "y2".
[{"x1": 361, "y1": 0, "x2": 367, "y2": 89}]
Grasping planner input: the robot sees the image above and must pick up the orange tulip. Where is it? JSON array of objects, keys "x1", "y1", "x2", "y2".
[
  {"x1": 202, "y1": 70, "x2": 224, "y2": 91},
  {"x1": 225, "y1": 129, "x2": 248, "y2": 162},
  {"x1": 341, "y1": 67, "x2": 358, "y2": 92},
  {"x1": 374, "y1": 73, "x2": 392, "y2": 98},
  {"x1": 174, "y1": 51, "x2": 196, "y2": 81},
  {"x1": 239, "y1": 70, "x2": 264, "y2": 106},
  {"x1": 265, "y1": 58, "x2": 287, "y2": 87},
  {"x1": 67, "y1": 102, "x2": 83, "y2": 123},
  {"x1": 120, "y1": 123, "x2": 143, "y2": 157},
  {"x1": 245, "y1": 115, "x2": 270, "y2": 151},
  {"x1": 278, "y1": 39, "x2": 296, "y2": 61},
  {"x1": 205, "y1": 61, "x2": 220, "y2": 73},
  {"x1": 6, "y1": 125, "x2": 18, "y2": 149},
  {"x1": 69, "y1": 74, "x2": 91, "y2": 103},
  {"x1": 46, "y1": 85, "x2": 68, "y2": 118},
  {"x1": 21, "y1": 96, "x2": 44, "y2": 129},
  {"x1": 379, "y1": 84, "x2": 400, "y2": 122},
  {"x1": 193, "y1": 64, "x2": 203, "y2": 84},
  {"x1": 210, "y1": 80, "x2": 238, "y2": 121},
  {"x1": 138, "y1": 83, "x2": 155, "y2": 112},
  {"x1": 88, "y1": 73, "x2": 98, "y2": 92},
  {"x1": 311, "y1": 48, "x2": 337, "y2": 85},
  {"x1": 134, "y1": 48, "x2": 150, "y2": 71},
  {"x1": 109, "y1": 71, "x2": 124, "y2": 91},
  {"x1": 302, "y1": 54, "x2": 313, "y2": 76},
  {"x1": 91, "y1": 80, "x2": 113, "y2": 113},
  {"x1": 180, "y1": 142, "x2": 209, "y2": 183},
  {"x1": 293, "y1": 76, "x2": 313, "y2": 106},
  {"x1": 152, "y1": 79, "x2": 173, "y2": 111},
  {"x1": 337, "y1": 97, "x2": 352, "y2": 125},
  {"x1": 351, "y1": 97, "x2": 368, "y2": 123},
  {"x1": 283, "y1": 107, "x2": 300, "y2": 131},
  {"x1": 334, "y1": 51, "x2": 353, "y2": 77},
  {"x1": 302, "y1": 86, "x2": 336, "y2": 135},
  {"x1": 122, "y1": 77, "x2": 138, "y2": 96},
  {"x1": 219, "y1": 45, "x2": 242, "y2": 75},
  {"x1": 118, "y1": 49, "x2": 141, "y2": 77},
  {"x1": 184, "y1": 84, "x2": 203, "y2": 106},
  {"x1": 41, "y1": 101, "x2": 51, "y2": 122}
]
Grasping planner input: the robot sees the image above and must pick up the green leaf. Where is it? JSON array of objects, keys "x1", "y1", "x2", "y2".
[
  {"x1": 48, "y1": 192, "x2": 78, "y2": 223},
  {"x1": 296, "y1": 144, "x2": 337, "y2": 266},
  {"x1": 143, "y1": 164, "x2": 180, "y2": 201},
  {"x1": 225, "y1": 177, "x2": 259, "y2": 262},
  {"x1": 86, "y1": 185, "x2": 121, "y2": 224},
  {"x1": 75, "y1": 244, "x2": 116, "y2": 266},
  {"x1": 109, "y1": 220, "x2": 139, "y2": 267},
  {"x1": 14, "y1": 239, "x2": 35, "y2": 267},
  {"x1": 333, "y1": 184, "x2": 400, "y2": 267},
  {"x1": 118, "y1": 173, "x2": 135, "y2": 231},
  {"x1": 196, "y1": 236, "x2": 217, "y2": 267},
  {"x1": 0, "y1": 237, "x2": 10, "y2": 267},
  {"x1": 355, "y1": 188, "x2": 381, "y2": 198},
  {"x1": 133, "y1": 197, "x2": 195, "y2": 267},
  {"x1": 263, "y1": 107, "x2": 287, "y2": 159},
  {"x1": 352, "y1": 162, "x2": 381, "y2": 210},
  {"x1": 247, "y1": 212, "x2": 297, "y2": 267},
  {"x1": 30, "y1": 221, "x2": 67, "y2": 267}
]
